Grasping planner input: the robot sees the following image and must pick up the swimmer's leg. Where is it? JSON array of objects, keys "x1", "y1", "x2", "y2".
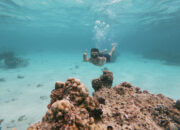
[{"x1": 108, "y1": 43, "x2": 117, "y2": 56}]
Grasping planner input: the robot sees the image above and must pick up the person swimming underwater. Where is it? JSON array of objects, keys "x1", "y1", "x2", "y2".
[{"x1": 83, "y1": 43, "x2": 117, "y2": 66}]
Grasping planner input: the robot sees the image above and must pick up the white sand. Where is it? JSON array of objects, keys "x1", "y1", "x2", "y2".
[{"x1": 0, "y1": 51, "x2": 180, "y2": 129}]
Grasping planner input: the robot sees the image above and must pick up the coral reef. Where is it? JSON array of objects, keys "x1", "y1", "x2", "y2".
[
  {"x1": 0, "y1": 51, "x2": 28, "y2": 68},
  {"x1": 18, "y1": 115, "x2": 27, "y2": 122},
  {"x1": 92, "y1": 70, "x2": 113, "y2": 91},
  {"x1": 28, "y1": 78, "x2": 104, "y2": 130},
  {"x1": 17, "y1": 75, "x2": 24, "y2": 79},
  {"x1": 0, "y1": 78, "x2": 5, "y2": 82},
  {"x1": 175, "y1": 99, "x2": 180, "y2": 110},
  {"x1": 101, "y1": 67, "x2": 109, "y2": 71},
  {"x1": 0, "y1": 119, "x2": 3, "y2": 130},
  {"x1": 28, "y1": 71, "x2": 180, "y2": 130}
]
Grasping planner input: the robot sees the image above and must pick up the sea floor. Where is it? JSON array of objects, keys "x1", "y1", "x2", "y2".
[{"x1": 0, "y1": 50, "x2": 180, "y2": 129}]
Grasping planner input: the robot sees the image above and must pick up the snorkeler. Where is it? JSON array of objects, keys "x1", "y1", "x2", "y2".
[{"x1": 83, "y1": 43, "x2": 117, "y2": 66}]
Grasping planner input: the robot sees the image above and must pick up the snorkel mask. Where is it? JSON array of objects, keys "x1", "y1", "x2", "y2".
[{"x1": 91, "y1": 48, "x2": 99, "y2": 59}]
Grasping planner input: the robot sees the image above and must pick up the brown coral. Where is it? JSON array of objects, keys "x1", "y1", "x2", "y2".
[
  {"x1": 28, "y1": 78, "x2": 103, "y2": 130},
  {"x1": 175, "y1": 99, "x2": 180, "y2": 110},
  {"x1": 28, "y1": 71, "x2": 180, "y2": 130},
  {"x1": 92, "y1": 70, "x2": 113, "y2": 91}
]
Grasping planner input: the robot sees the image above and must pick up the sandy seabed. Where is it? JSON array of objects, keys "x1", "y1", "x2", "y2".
[{"x1": 0, "y1": 51, "x2": 180, "y2": 130}]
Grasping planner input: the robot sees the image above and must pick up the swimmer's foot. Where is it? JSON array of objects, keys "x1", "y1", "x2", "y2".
[
  {"x1": 112, "y1": 43, "x2": 117, "y2": 47},
  {"x1": 103, "y1": 49, "x2": 107, "y2": 52}
]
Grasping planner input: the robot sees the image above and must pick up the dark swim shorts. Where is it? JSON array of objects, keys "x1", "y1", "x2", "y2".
[{"x1": 99, "y1": 53, "x2": 111, "y2": 62}]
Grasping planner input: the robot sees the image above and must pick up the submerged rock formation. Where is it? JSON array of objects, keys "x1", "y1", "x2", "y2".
[
  {"x1": 28, "y1": 78, "x2": 104, "y2": 130},
  {"x1": 92, "y1": 70, "x2": 113, "y2": 91},
  {"x1": 0, "y1": 51, "x2": 28, "y2": 68},
  {"x1": 28, "y1": 71, "x2": 180, "y2": 130}
]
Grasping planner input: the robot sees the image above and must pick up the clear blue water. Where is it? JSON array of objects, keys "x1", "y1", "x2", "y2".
[{"x1": 0, "y1": 0, "x2": 180, "y2": 129}]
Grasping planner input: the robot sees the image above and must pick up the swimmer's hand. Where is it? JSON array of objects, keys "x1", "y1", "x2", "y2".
[
  {"x1": 103, "y1": 49, "x2": 107, "y2": 52},
  {"x1": 83, "y1": 49, "x2": 87, "y2": 56},
  {"x1": 112, "y1": 43, "x2": 117, "y2": 47},
  {"x1": 83, "y1": 49, "x2": 89, "y2": 62},
  {"x1": 100, "y1": 49, "x2": 107, "y2": 54}
]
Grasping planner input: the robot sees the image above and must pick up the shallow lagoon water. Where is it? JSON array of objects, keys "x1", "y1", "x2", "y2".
[{"x1": 1, "y1": 51, "x2": 180, "y2": 129}]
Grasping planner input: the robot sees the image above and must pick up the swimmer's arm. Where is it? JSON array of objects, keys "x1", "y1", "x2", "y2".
[
  {"x1": 83, "y1": 56, "x2": 90, "y2": 62},
  {"x1": 83, "y1": 50, "x2": 90, "y2": 62}
]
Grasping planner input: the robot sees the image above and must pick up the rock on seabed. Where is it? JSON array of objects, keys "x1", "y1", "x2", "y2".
[{"x1": 28, "y1": 71, "x2": 180, "y2": 130}]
